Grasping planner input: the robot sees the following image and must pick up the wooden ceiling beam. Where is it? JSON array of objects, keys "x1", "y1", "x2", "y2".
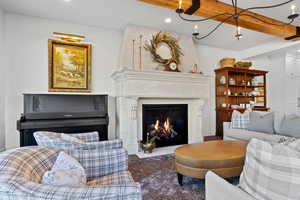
[{"x1": 138, "y1": 0, "x2": 300, "y2": 41}]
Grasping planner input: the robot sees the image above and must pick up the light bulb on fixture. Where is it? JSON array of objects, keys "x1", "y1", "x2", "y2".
[
  {"x1": 193, "y1": 25, "x2": 200, "y2": 36},
  {"x1": 291, "y1": 5, "x2": 296, "y2": 15},
  {"x1": 237, "y1": 26, "x2": 241, "y2": 34},
  {"x1": 288, "y1": 5, "x2": 299, "y2": 19},
  {"x1": 176, "y1": 0, "x2": 184, "y2": 13},
  {"x1": 179, "y1": 0, "x2": 183, "y2": 9},
  {"x1": 235, "y1": 26, "x2": 243, "y2": 40}
]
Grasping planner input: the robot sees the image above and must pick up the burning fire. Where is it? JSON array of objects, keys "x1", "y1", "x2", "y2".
[
  {"x1": 149, "y1": 117, "x2": 178, "y2": 139},
  {"x1": 154, "y1": 120, "x2": 160, "y2": 130},
  {"x1": 164, "y1": 117, "x2": 171, "y2": 133}
]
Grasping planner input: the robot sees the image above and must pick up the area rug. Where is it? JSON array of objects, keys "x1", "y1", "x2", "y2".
[{"x1": 129, "y1": 154, "x2": 239, "y2": 200}]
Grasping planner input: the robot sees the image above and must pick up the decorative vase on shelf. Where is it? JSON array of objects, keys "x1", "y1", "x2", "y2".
[
  {"x1": 221, "y1": 103, "x2": 227, "y2": 108},
  {"x1": 251, "y1": 78, "x2": 257, "y2": 86},
  {"x1": 220, "y1": 76, "x2": 226, "y2": 85},
  {"x1": 229, "y1": 78, "x2": 236, "y2": 85},
  {"x1": 227, "y1": 89, "x2": 231, "y2": 95}
]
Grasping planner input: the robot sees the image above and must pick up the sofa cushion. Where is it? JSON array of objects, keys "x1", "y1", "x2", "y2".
[
  {"x1": 279, "y1": 114, "x2": 300, "y2": 138},
  {"x1": 247, "y1": 111, "x2": 275, "y2": 134},
  {"x1": 42, "y1": 151, "x2": 86, "y2": 186},
  {"x1": 239, "y1": 139, "x2": 300, "y2": 200},
  {"x1": 231, "y1": 110, "x2": 250, "y2": 129},
  {"x1": 224, "y1": 126, "x2": 282, "y2": 143},
  {"x1": 87, "y1": 171, "x2": 134, "y2": 186}
]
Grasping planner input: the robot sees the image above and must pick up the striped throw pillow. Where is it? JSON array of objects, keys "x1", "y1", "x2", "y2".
[
  {"x1": 239, "y1": 139, "x2": 300, "y2": 200},
  {"x1": 231, "y1": 110, "x2": 250, "y2": 129}
]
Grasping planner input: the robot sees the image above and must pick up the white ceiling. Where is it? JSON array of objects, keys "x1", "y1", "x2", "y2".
[{"x1": 0, "y1": 0, "x2": 299, "y2": 50}]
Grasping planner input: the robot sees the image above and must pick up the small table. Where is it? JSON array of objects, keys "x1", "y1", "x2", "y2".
[{"x1": 175, "y1": 141, "x2": 247, "y2": 185}]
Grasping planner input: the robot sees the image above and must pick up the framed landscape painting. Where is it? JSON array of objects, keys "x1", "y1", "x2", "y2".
[{"x1": 48, "y1": 39, "x2": 92, "y2": 92}]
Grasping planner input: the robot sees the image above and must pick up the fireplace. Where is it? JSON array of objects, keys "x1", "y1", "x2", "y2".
[{"x1": 142, "y1": 104, "x2": 188, "y2": 148}]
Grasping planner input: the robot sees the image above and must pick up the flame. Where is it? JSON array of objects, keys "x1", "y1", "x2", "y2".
[
  {"x1": 154, "y1": 120, "x2": 160, "y2": 130},
  {"x1": 164, "y1": 118, "x2": 171, "y2": 133}
]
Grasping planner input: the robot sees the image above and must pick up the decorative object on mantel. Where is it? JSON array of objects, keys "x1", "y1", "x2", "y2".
[
  {"x1": 190, "y1": 63, "x2": 202, "y2": 74},
  {"x1": 48, "y1": 38, "x2": 92, "y2": 93},
  {"x1": 132, "y1": 39, "x2": 136, "y2": 69},
  {"x1": 144, "y1": 32, "x2": 183, "y2": 72},
  {"x1": 139, "y1": 134, "x2": 158, "y2": 154},
  {"x1": 139, "y1": 35, "x2": 143, "y2": 70}
]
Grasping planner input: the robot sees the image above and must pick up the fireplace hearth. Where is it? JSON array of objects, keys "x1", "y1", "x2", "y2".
[{"x1": 142, "y1": 104, "x2": 188, "y2": 148}]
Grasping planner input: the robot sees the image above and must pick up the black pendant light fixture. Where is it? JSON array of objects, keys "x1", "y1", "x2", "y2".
[{"x1": 175, "y1": 0, "x2": 299, "y2": 40}]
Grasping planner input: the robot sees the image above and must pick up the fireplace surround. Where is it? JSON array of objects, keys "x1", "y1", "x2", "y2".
[{"x1": 112, "y1": 68, "x2": 212, "y2": 154}]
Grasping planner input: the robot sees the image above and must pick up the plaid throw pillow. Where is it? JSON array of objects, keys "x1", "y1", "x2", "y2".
[
  {"x1": 61, "y1": 133, "x2": 85, "y2": 144},
  {"x1": 231, "y1": 110, "x2": 250, "y2": 129},
  {"x1": 239, "y1": 139, "x2": 300, "y2": 200}
]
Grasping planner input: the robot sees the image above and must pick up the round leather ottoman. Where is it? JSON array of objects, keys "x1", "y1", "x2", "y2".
[{"x1": 175, "y1": 141, "x2": 247, "y2": 185}]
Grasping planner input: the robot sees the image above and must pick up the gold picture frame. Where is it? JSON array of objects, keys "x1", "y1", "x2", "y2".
[{"x1": 48, "y1": 39, "x2": 92, "y2": 93}]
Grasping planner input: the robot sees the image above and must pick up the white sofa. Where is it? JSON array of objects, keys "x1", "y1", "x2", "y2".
[
  {"x1": 206, "y1": 171, "x2": 255, "y2": 200},
  {"x1": 223, "y1": 112, "x2": 300, "y2": 143}
]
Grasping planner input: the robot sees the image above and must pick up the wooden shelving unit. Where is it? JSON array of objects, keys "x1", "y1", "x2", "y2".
[{"x1": 215, "y1": 67, "x2": 269, "y2": 138}]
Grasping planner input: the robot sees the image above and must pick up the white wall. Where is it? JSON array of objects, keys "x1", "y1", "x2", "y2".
[
  {"x1": 247, "y1": 52, "x2": 297, "y2": 130},
  {"x1": 4, "y1": 13, "x2": 122, "y2": 149},
  {"x1": 197, "y1": 45, "x2": 238, "y2": 136},
  {"x1": 239, "y1": 40, "x2": 300, "y2": 60},
  {"x1": 119, "y1": 25, "x2": 201, "y2": 73},
  {"x1": 0, "y1": 8, "x2": 5, "y2": 151}
]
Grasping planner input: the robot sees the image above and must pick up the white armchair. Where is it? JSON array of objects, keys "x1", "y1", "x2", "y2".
[{"x1": 0, "y1": 146, "x2": 142, "y2": 200}]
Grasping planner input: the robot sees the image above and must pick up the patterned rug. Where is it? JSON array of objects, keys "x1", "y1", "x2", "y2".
[{"x1": 128, "y1": 154, "x2": 239, "y2": 200}]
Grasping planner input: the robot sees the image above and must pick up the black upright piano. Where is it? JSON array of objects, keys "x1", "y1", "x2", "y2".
[{"x1": 17, "y1": 94, "x2": 109, "y2": 147}]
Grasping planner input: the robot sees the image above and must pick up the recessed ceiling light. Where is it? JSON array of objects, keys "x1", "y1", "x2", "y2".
[
  {"x1": 164, "y1": 17, "x2": 172, "y2": 24},
  {"x1": 64, "y1": 0, "x2": 72, "y2": 2}
]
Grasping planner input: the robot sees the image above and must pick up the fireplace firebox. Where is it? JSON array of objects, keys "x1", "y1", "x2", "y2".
[{"x1": 142, "y1": 104, "x2": 188, "y2": 148}]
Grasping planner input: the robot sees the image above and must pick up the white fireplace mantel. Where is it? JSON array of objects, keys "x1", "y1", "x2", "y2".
[
  {"x1": 111, "y1": 68, "x2": 212, "y2": 99},
  {"x1": 111, "y1": 68, "x2": 212, "y2": 154}
]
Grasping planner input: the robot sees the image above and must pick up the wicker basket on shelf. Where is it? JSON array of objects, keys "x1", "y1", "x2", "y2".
[{"x1": 220, "y1": 58, "x2": 236, "y2": 68}]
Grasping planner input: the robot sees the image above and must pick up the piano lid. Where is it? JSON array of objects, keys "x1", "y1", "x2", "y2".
[{"x1": 22, "y1": 94, "x2": 108, "y2": 120}]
